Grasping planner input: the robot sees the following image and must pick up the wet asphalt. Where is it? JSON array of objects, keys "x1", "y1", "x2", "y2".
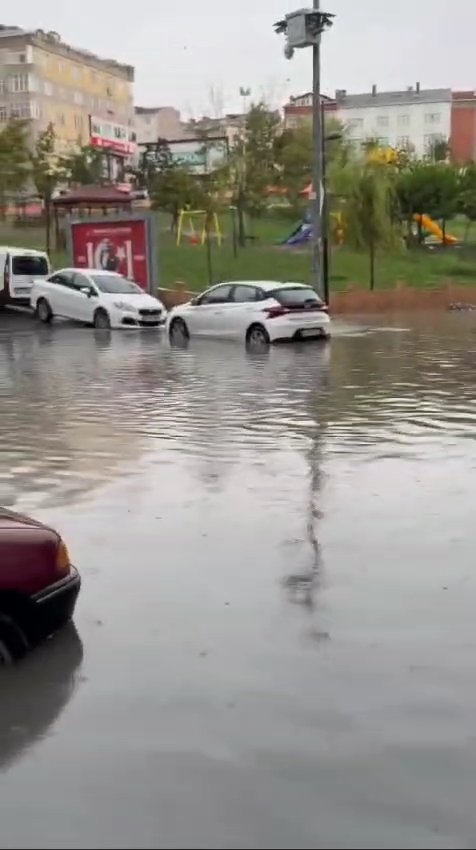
[{"x1": 1, "y1": 310, "x2": 476, "y2": 849}]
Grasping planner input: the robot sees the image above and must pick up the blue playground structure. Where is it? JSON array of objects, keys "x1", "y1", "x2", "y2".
[{"x1": 280, "y1": 209, "x2": 313, "y2": 246}]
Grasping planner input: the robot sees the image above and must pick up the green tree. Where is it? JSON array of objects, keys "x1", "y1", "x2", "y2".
[
  {"x1": 0, "y1": 120, "x2": 30, "y2": 217},
  {"x1": 31, "y1": 123, "x2": 68, "y2": 253},
  {"x1": 273, "y1": 124, "x2": 313, "y2": 211},
  {"x1": 150, "y1": 166, "x2": 201, "y2": 231},
  {"x1": 228, "y1": 102, "x2": 280, "y2": 245},
  {"x1": 458, "y1": 164, "x2": 476, "y2": 239},
  {"x1": 61, "y1": 144, "x2": 104, "y2": 186},
  {"x1": 396, "y1": 162, "x2": 459, "y2": 243},
  {"x1": 343, "y1": 162, "x2": 398, "y2": 290}
]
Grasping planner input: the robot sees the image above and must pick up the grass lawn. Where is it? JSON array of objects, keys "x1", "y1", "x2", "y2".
[{"x1": 2, "y1": 211, "x2": 476, "y2": 293}]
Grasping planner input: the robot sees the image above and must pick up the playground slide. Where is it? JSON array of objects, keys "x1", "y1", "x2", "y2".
[
  {"x1": 414, "y1": 214, "x2": 458, "y2": 244},
  {"x1": 281, "y1": 222, "x2": 313, "y2": 246}
]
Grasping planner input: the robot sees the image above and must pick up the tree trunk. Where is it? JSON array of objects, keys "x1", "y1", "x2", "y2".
[
  {"x1": 237, "y1": 188, "x2": 246, "y2": 248},
  {"x1": 45, "y1": 195, "x2": 51, "y2": 255},
  {"x1": 369, "y1": 241, "x2": 375, "y2": 291},
  {"x1": 205, "y1": 212, "x2": 213, "y2": 285}
]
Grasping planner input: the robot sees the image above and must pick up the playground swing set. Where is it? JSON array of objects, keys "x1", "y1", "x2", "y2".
[{"x1": 176, "y1": 209, "x2": 223, "y2": 247}]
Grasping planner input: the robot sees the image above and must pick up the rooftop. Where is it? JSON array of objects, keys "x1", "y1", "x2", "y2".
[
  {"x1": 0, "y1": 25, "x2": 134, "y2": 78},
  {"x1": 335, "y1": 86, "x2": 451, "y2": 108}
]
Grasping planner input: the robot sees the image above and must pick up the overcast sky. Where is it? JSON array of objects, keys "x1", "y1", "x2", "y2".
[{"x1": 11, "y1": 0, "x2": 476, "y2": 115}]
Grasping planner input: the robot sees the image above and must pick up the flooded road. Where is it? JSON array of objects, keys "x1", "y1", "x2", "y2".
[{"x1": 1, "y1": 312, "x2": 476, "y2": 849}]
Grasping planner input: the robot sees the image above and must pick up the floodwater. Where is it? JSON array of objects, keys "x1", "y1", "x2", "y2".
[{"x1": 1, "y1": 311, "x2": 476, "y2": 849}]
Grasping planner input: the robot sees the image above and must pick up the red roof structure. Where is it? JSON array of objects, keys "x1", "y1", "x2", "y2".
[{"x1": 52, "y1": 185, "x2": 132, "y2": 209}]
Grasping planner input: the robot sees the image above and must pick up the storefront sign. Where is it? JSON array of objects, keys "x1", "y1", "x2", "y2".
[{"x1": 89, "y1": 115, "x2": 137, "y2": 156}]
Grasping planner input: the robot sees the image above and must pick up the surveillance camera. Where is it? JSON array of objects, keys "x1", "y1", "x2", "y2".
[{"x1": 284, "y1": 43, "x2": 294, "y2": 60}]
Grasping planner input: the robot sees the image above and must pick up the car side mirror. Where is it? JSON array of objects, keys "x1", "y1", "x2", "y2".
[
  {"x1": 80, "y1": 287, "x2": 94, "y2": 297},
  {"x1": 190, "y1": 296, "x2": 199, "y2": 306}
]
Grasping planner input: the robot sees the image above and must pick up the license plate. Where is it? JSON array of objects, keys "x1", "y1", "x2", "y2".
[
  {"x1": 141, "y1": 316, "x2": 159, "y2": 323},
  {"x1": 14, "y1": 287, "x2": 30, "y2": 295},
  {"x1": 300, "y1": 328, "x2": 321, "y2": 337}
]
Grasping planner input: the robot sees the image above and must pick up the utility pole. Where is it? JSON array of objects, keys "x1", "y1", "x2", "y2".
[
  {"x1": 311, "y1": 0, "x2": 323, "y2": 297},
  {"x1": 274, "y1": 7, "x2": 334, "y2": 299}
]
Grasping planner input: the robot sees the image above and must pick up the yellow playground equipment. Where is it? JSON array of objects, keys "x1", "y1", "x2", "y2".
[{"x1": 176, "y1": 209, "x2": 223, "y2": 247}]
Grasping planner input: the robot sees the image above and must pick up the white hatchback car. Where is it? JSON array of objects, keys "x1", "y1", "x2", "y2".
[
  {"x1": 30, "y1": 269, "x2": 166, "y2": 330},
  {"x1": 166, "y1": 280, "x2": 330, "y2": 346}
]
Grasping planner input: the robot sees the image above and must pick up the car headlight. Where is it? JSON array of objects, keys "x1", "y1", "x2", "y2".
[
  {"x1": 113, "y1": 301, "x2": 137, "y2": 312},
  {"x1": 56, "y1": 538, "x2": 71, "y2": 577}
]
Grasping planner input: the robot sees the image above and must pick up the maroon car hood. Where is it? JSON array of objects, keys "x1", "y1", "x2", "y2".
[{"x1": 0, "y1": 508, "x2": 60, "y2": 595}]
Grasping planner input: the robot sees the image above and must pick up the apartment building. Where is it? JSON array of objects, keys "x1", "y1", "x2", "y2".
[
  {"x1": 134, "y1": 106, "x2": 184, "y2": 143},
  {"x1": 0, "y1": 25, "x2": 135, "y2": 177},
  {"x1": 284, "y1": 85, "x2": 451, "y2": 158},
  {"x1": 451, "y1": 91, "x2": 476, "y2": 164}
]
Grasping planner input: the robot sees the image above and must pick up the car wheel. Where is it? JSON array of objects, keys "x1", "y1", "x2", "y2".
[
  {"x1": 94, "y1": 308, "x2": 111, "y2": 330},
  {"x1": 36, "y1": 298, "x2": 53, "y2": 324},
  {"x1": 169, "y1": 317, "x2": 189, "y2": 347},
  {"x1": 246, "y1": 323, "x2": 270, "y2": 349},
  {"x1": 0, "y1": 613, "x2": 28, "y2": 664}
]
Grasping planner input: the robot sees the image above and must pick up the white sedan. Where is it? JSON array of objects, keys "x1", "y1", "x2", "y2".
[
  {"x1": 30, "y1": 269, "x2": 166, "y2": 330},
  {"x1": 166, "y1": 280, "x2": 331, "y2": 345}
]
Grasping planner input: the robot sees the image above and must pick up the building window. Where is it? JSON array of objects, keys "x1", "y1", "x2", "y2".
[
  {"x1": 378, "y1": 136, "x2": 389, "y2": 146},
  {"x1": 377, "y1": 115, "x2": 389, "y2": 127},
  {"x1": 398, "y1": 114, "x2": 410, "y2": 126},
  {"x1": 425, "y1": 112, "x2": 440, "y2": 124},
  {"x1": 57, "y1": 112, "x2": 65, "y2": 126},
  {"x1": 0, "y1": 105, "x2": 7, "y2": 121},
  {"x1": 58, "y1": 61, "x2": 64, "y2": 74},
  {"x1": 43, "y1": 81, "x2": 53, "y2": 96},
  {"x1": 0, "y1": 79, "x2": 6, "y2": 95},
  {"x1": 73, "y1": 91, "x2": 83, "y2": 104},
  {"x1": 424, "y1": 133, "x2": 444, "y2": 151},
  {"x1": 396, "y1": 135, "x2": 410, "y2": 148},
  {"x1": 74, "y1": 114, "x2": 83, "y2": 131},
  {"x1": 10, "y1": 102, "x2": 31, "y2": 119},
  {"x1": 72, "y1": 66, "x2": 81, "y2": 81},
  {"x1": 10, "y1": 74, "x2": 29, "y2": 93}
]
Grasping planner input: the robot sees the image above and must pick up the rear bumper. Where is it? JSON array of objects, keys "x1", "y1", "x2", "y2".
[
  {"x1": 266, "y1": 314, "x2": 331, "y2": 342},
  {"x1": 31, "y1": 566, "x2": 81, "y2": 638}
]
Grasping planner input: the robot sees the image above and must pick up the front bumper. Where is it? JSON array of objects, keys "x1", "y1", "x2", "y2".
[
  {"x1": 119, "y1": 315, "x2": 166, "y2": 328},
  {"x1": 31, "y1": 566, "x2": 81, "y2": 638}
]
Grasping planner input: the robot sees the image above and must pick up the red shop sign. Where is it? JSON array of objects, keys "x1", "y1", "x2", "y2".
[{"x1": 68, "y1": 215, "x2": 157, "y2": 292}]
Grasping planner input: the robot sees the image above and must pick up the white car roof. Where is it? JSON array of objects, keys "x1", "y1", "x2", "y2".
[
  {"x1": 53, "y1": 268, "x2": 122, "y2": 276},
  {"x1": 211, "y1": 280, "x2": 310, "y2": 291},
  {"x1": 0, "y1": 246, "x2": 49, "y2": 256}
]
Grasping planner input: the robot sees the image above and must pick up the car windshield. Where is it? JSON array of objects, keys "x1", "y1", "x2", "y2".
[
  {"x1": 12, "y1": 255, "x2": 48, "y2": 275},
  {"x1": 90, "y1": 274, "x2": 142, "y2": 294},
  {"x1": 271, "y1": 286, "x2": 324, "y2": 308}
]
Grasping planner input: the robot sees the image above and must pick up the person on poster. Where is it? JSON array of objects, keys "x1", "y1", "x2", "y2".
[{"x1": 99, "y1": 240, "x2": 119, "y2": 272}]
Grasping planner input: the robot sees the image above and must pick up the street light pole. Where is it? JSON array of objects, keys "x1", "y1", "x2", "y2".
[
  {"x1": 274, "y1": 6, "x2": 334, "y2": 299},
  {"x1": 311, "y1": 0, "x2": 323, "y2": 298},
  {"x1": 321, "y1": 100, "x2": 329, "y2": 304}
]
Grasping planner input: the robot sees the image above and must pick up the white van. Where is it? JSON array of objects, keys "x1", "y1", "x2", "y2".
[{"x1": 0, "y1": 247, "x2": 51, "y2": 307}]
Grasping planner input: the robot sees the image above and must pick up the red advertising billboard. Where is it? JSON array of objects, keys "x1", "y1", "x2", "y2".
[{"x1": 69, "y1": 216, "x2": 157, "y2": 292}]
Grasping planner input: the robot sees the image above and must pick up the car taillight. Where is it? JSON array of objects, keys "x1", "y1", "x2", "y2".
[
  {"x1": 55, "y1": 539, "x2": 71, "y2": 577},
  {"x1": 263, "y1": 305, "x2": 290, "y2": 319}
]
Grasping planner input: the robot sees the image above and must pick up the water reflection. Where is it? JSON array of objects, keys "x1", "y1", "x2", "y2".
[
  {"x1": 1, "y1": 311, "x2": 476, "y2": 847},
  {"x1": 0, "y1": 625, "x2": 83, "y2": 772}
]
